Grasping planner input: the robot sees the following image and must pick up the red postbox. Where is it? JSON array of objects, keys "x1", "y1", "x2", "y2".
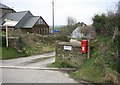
[{"x1": 80, "y1": 40, "x2": 88, "y2": 53}]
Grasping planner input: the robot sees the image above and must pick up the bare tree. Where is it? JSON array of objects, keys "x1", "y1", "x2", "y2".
[
  {"x1": 117, "y1": 1, "x2": 120, "y2": 14},
  {"x1": 67, "y1": 16, "x2": 77, "y2": 25},
  {"x1": 80, "y1": 26, "x2": 91, "y2": 37}
]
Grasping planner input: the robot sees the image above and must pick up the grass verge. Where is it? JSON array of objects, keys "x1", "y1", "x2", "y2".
[
  {"x1": 70, "y1": 35, "x2": 120, "y2": 84},
  {"x1": 1, "y1": 47, "x2": 28, "y2": 60},
  {"x1": 22, "y1": 34, "x2": 55, "y2": 55},
  {"x1": 48, "y1": 61, "x2": 75, "y2": 68}
]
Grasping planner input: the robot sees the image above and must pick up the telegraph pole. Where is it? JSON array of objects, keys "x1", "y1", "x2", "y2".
[{"x1": 52, "y1": 0, "x2": 54, "y2": 35}]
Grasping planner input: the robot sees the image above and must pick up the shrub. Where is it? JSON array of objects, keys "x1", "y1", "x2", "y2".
[
  {"x1": 1, "y1": 36, "x2": 6, "y2": 47},
  {"x1": 0, "y1": 36, "x2": 2, "y2": 47},
  {"x1": 55, "y1": 35, "x2": 70, "y2": 42}
]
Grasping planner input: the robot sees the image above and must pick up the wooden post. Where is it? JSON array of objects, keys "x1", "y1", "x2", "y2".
[
  {"x1": 87, "y1": 39, "x2": 90, "y2": 59},
  {"x1": 55, "y1": 41, "x2": 58, "y2": 62},
  {"x1": 6, "y1": 26, "x2": 9, "y2": 47}
]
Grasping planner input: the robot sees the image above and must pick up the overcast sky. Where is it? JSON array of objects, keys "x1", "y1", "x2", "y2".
[{"x1": 1, "y1": 0, "x2": 119, "y2": 26}]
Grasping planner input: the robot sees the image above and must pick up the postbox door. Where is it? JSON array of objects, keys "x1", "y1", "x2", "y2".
[{"x1": 80, "y1": 40, "x2": 88, "y2": 53}]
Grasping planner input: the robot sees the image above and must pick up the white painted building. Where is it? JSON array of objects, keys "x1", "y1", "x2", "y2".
[
  {"x1": 71, "y1": 26, "x2": 83, "y2": 38},
  {"x1": 71, "y1": 25, "x2": 94, "y2": 38}
]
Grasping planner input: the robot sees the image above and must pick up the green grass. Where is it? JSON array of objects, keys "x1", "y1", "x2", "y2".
[
  {"x1": 24, "y1": 44, "x2": 55, "y2": 56},
  {"x1": 1, "y1": 34, "x2": 55, "y2": 60},
  {"x1": 22, "y1": 34, "x2": 55, "y2": 56},
  {"x1": 70, "y1": 57, "x2": 106, "y2": 83},
  {"x1": 42, "y1": 45, "x2": 55, "y2": 53},
  {"x1": 0, "y1": 45, "x2": 55, "y2": 60},
  {"x1": 70, "y1": 65, "x2": 120, "y2": 83},
  {"x1": 70, "y1": 35, "x2": 120, "y2": 83},
  {"x1": 48, "y1": 61, "x2": 75, "y2": 68},
  {"x1": 0, "y1": 47, "x2": 2, "y2": 59},
  {"x1": 1, "y1": 47, "x2": 28, "y2": 60}
]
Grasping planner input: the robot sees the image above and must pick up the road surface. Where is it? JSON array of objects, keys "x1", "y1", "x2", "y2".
[{"x1": 0, "y1": 52, "x2": 80, "y2": 83}]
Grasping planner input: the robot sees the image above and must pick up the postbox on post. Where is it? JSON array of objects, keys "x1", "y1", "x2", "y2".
[{"x1": 80, "y1": 40, "x2": 88, "y2": 53}]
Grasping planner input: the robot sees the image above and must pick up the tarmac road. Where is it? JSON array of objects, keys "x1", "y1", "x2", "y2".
[
  {"x1": 2, "y1": 68, "x2": 77, "y2": 83},
  {"x1": 1, "y1": 52, "x2": 79, "y2": 83}
]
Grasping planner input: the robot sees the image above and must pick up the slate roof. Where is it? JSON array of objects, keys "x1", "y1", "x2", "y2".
[
  {"x1": 22, "y1": 16, "x2": 40, "y2": 28},
  {"x1": 0, "y1": 11, "x2": 31, "y2": 27},
  {"x1": 0, "y1": 3, "x2": 49, "y2": 29},
  {"x1": 0, "y1": 3, "x2": 12, "y2": 9},
  {"x1": 1, "y1": 11, "x2": 28, "y2": 22},
  {"x1": 0, "y1": 11, "x2": 49, "y2": 28}
]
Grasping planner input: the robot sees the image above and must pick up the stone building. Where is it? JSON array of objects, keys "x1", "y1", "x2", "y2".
[{"x1": 0, "y1": 3, "x2": 49, "y2": 35}]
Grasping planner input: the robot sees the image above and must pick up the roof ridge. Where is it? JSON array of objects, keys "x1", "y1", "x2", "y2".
[
  {"x1": 12, "y1": 10, "x2": 30, "y2": 13},
  {"x1": 0, "y1": 3, "x2": 12, "y2": 9},
  {"x1": 33, "y1": 16, "x2": 41, "y2": 17},
  {"x1": 3, "y1": 11, "x2": 30, "y2": 15}
]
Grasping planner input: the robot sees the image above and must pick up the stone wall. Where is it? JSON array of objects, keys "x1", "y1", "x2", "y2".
[
  {"x1": 55, "y1": 42, "x2": 87, "y2": 68},
  {"x1": 8, "y1": 37, "x2": 22, "y2": 51}
]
